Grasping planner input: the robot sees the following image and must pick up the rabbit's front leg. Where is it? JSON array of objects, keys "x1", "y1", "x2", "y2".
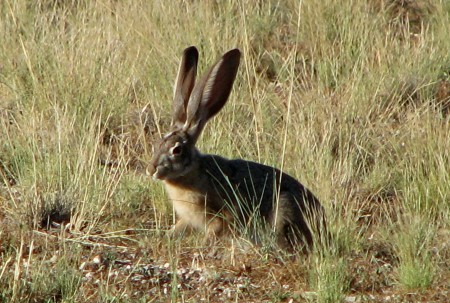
[
  {"x1": 171, "y1": 219, "x2": 192, "y2": 236},
  {"x1": 204, "y1": 210, "x2": 234, "y2": 241}
]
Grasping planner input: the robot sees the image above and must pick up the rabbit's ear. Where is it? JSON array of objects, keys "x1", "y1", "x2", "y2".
[
  {"x1": 183, "y1": 48, "x2": 240, "y2": 141},
  {"x1": 172, "y1": 46, "x2": 199, "y2": 129}
]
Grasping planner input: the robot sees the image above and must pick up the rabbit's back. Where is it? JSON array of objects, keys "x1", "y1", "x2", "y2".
[
  {"x1": 200, "y1": 154, "x2": 324, "y2": 242},
  {"x1": 201, "y1": 154, "x2": 320, "y2": 209}
]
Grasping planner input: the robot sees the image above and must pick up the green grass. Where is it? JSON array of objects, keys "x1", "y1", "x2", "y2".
[
  {"x1": 311, "y1": 256, "x2": 349, "y2": 303},
  {"x1": 395, "y1": 217, "x2": 437, "y2": 290},
  {"x1": 1, "y1": 0, "x2": 449, "y2": 302}
]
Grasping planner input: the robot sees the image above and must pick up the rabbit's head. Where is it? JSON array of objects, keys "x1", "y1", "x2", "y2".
[
  {"x1": 149, "y1": 129, "x2": 198, "y2": 180},
  {"x1": 148, "y1": 46, "x2": 240, "y2": 181}
]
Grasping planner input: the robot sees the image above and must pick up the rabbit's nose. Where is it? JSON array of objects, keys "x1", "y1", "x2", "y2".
[
  {"x1": 146, "y1": 165, "x2": 156, "y2": 177},
  {"x1": 148, "y1": 166, "x2": 163, "y2": 181}
]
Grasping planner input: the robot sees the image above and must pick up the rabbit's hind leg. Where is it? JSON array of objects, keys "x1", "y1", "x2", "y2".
[{"x1": 271, "y1": 194, "x2": 314, "y2": 252}]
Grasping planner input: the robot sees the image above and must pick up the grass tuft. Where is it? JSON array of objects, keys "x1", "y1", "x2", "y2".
[{"x1": 395, "y1": 217, "x2": 436, "y2": 290}]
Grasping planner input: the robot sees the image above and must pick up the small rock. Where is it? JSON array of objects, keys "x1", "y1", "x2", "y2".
[{"x1": 92, "y1": 255, "x2": 102, "y2": 264}]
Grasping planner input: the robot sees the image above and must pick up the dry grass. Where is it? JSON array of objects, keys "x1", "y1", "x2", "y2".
[{"x1": 1, "y1": 0, "x2": 449, "y2": 302}]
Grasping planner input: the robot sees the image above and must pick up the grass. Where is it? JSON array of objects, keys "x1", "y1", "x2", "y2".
[
  {"x1": 1, "y1": 0, "x2": 449, "y2": 302},
  {"x1": 395, "y1": 217, "x2": 436, "y2": 290}
]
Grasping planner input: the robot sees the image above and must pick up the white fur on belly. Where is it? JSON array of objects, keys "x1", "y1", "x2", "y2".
[{"x1": 163, "y1": 182, "x2": 209, "y2": 230}]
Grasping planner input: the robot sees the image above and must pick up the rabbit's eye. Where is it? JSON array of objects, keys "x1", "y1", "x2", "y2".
[{"x1": 171, "y1": 145, "x2": 182, "y2": 156}]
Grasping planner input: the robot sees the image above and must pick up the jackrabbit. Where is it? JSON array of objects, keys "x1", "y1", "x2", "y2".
[{"x1": 148, "y1": 46, "x2": 326, "y2": 250}]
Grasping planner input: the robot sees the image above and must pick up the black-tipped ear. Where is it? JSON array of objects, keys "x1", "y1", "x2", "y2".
[
  {"x1": 197, "y1": 49, "x2": 241, "y2": 118},
  {"x1": 172, "y1": 46, "x2": 199, "y2": 129},
  {"x1": 184, "y1": 48, "x2": 241, "y2": 140}
]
